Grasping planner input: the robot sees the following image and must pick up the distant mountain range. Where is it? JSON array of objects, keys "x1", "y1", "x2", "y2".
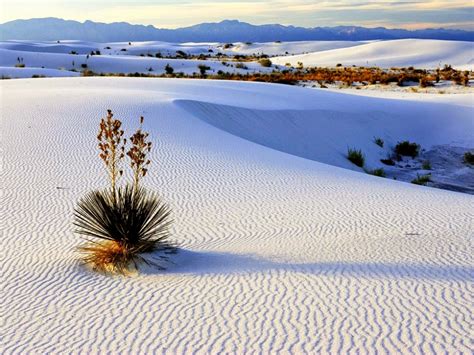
[{"x1": 1, "y1": 18, "x2": 473, "y2": 42}]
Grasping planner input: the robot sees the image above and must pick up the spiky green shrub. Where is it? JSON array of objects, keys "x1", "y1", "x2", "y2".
[
  {"x1": 395, "y1": 141, "x2": 420, "y2": 158},
  {"x1": 347, "y1": 148, "x2": 365, "y2": 167},
  {"x1": 369, "y1": 168, "x2": 386, "y2": 177},
  {"x1": 422, "y1": 160, "x2": 432, "y2": 170},
  {"x1": 373, "y1": 137, "x2": 384, "y2": 148},
  {"x1": 411, "y1": 174, "x2": 431, "y2": 186},
  {"x1": 74, "y1": 185, "x2": 174, "y2": 274}
]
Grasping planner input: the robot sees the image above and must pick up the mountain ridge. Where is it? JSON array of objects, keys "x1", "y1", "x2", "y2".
[{"x1": 1, "y1": 18, "x2": 473, "y2": 42}]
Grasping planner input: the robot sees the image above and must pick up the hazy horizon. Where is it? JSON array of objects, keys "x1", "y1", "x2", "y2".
[{"x1": 1, "y1": 1, "x2": 473, "y2": 30}]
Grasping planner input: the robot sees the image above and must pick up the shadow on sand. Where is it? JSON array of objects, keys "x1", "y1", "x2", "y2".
[{"x1": 141, "y1": 249, "x2": 472, "y2": 281}]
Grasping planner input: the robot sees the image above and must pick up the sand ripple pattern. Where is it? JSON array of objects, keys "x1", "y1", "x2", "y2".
[{"x1": 1, "y1": 78, "x2": 473, "y2": 354}]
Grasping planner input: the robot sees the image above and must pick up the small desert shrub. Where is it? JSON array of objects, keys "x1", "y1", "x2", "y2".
[
  {"x1": 235, "y1": 62, "x2": 248, "y2": 70},
  {"x1": 259, "y1": 58, "x2": 272, "y2": 67},
  {"x1": 14, "y1": 63, "x2": 25, "y2": 68},
  {"x1": 81, "y1": 63, "x2": 88, "y2": 69},
  {"x1": 380, "y1": 158, "x2": 395, "y2": 166},
  {"x1": 395, "y1": 141, "x2": 420, "y2": 158},
  {"x1": 419, "y1": 77, "x2": 434, "y2": 88},
  {"x1": 31, "y1": 74, "x2": 46, "y2": 78},
  {"x1": 421, "y1": 160, "x2": 432, "y2": 170},
  {"x1": 165, "y1": 64, "x2": 174, "y2": 75},
  {"x1": 74, "y1": 185, "x2": 174, "y2": 274},
  {"x1": 464, "y1": 151, "x2": 474, "y2": 165},
  {"x1": 347, "y1": 148, "x2": 365, "y2": 167},
  {"x1": 369, "y1": 168, "x2": 386, "y2": 177},
  {"x1": 373, "y1": 137, "x2": 384, "y2": 147},
  {"x1": 411, "y1": 174, "x2": 431, "y2": 186},
  {"x1": 74, "y1": 110, "x2": 174, "y2": 274},
  {"x1": 81, "y1": 69, "x2": 97, "y2": 76},
  {"x1": 198, "y1": 64, "x2": 211, "y2": 76}
]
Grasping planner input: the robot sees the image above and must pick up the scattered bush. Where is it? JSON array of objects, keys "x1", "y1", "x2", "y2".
[
  {"x1": 369, "y1": 168, "x2": 386, "y2": 177},
  {"x1": 81, "y1": 63, "x2": 88, "y2": 69},
  {"x1": 259, "y1": 58, "x2": 272, "y2": 67},
  {"x1": 235, "y1": 62, "x2": 248, "y2": 70},
  {"x1": 421, "y1": 160, "x2": 432, "y2": 170},
  {"x1": 411, "y1": 174, "x2": 431, "y2": 186},
  {"x1": 380, "y1": 158, "x2": 395, "y2": 165},
  {"x1": 31, "y1": 74, "x2": 46, "y2": 78},
  {"x1": 373, "y1": 137, "x2": 384, "y2": 147},
  {"x1": 176, "y1": 50, "x2": 188, "y2": 58},
  {"x1": 73, "y1": 110, "x2": 174, "y2": 274},
  {"x1": 74, "y1": 185, "x2": 174, "y2": 274},
  {"x1": 347, "y1": 148, "x2": 365, "y2": 167},
  {"x1": 164, "y1": 64, "x2": 174, "y2": 75},
  {"x1": 464, "y1": 151, "x2": 474, "y2": 165},
  {"x1": 395, "y1": 141, "x2": 420, "y2": 158},
  {"x1": 198, "y1": 64, "x2": 211, "y2": 76},
  {"x1": 419, "y1": 77, "x2": 434, "y2": 88},
  {"x1": 14, "y1": 63, "x2": 25, "y2": 68}
]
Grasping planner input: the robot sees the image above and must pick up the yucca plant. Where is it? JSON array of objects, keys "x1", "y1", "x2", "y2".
[
  {"x1": 74, "y1": 185, "x2": 174, "y2": 274},
  {"x1": 74, "y1": 110, "x2": 174, "y2": 274}
]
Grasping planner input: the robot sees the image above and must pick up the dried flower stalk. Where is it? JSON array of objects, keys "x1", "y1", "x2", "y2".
[
  {"x1": 127, "y1": 116, "x2": 152, "y2": 192},
  {"x1": 97, "y1": 109, "x2": 126, "y2": 197}
]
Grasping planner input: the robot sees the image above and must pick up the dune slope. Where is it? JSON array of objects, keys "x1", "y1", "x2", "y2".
[
  {"x1": 1, "y1": 78, "x2": 473, "y2": 353},
  {"x1": 272, "y1": 39, "x2": 474, "y2": 69}
]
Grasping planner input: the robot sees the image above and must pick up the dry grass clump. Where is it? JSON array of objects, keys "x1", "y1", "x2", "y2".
[
  {"x1": 395, "y1": 141, "x2": 420, "y2": 158},
  {"x1": 74, "y1": 110, "x2": 174, "y2": 275},
  {"x1": 259, "y1": 58, "x2": 272, "y2": 67},
  {"x1": 411, "y1": 174, "x2": 431, "y2": 186},
  {"x1": 369, "y1": 168, "x2": 386, "y2": 177},
  {"x1": 347, "y1": 148, "x2": 365, "y2": 167},
  {"x1": 373, "y1": 137, "x2": 384, "y2": 147}
]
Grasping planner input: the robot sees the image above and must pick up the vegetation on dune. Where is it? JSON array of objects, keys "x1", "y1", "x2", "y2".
[
  {"x1": 373, "y1": 137, "x2": 384, "y2": 148},
  {"x1": 411, "y1": 174, "x2": 431, "y2": 186},
  {"x1": 464, "y1": 151, "x2": 474, "y2": 165},
  {"x1": 369, "y1": 168, "x2": 386, "y2": 177},
  {"x1": 74, "y1": 110, "x2": 174, "y2": 275},
  {"x1": 347, "y1": 148, "x2": 365, "y2": 167},
  {"x1": 259, "y1": 58, "x2": 272, "y2": 67},
  {"x1": 395, "y1": 141, "x2": 420, "y2": 158},
  {"x1": 77, "y1": 63, "x2": 473, "y2": 90},
  {"x1": 422, "y1": 160, "x2": 432, "y2": 170}
]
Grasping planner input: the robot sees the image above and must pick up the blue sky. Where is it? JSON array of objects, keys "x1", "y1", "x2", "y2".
[{"x1": 1, "y1": 0, "x2": 473, "y2": 29}]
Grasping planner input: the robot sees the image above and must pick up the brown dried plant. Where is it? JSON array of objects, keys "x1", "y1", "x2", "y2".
[
  {"x1": 127, "y1": 116, "x2": 152, "y2": 193},
  {"x1": 97, "y1": 109, "x2": 126, "y2": 196}
]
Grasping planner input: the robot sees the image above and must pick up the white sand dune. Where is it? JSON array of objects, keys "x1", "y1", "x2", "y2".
[
  {"x1": 0, "y1": 39, "x2": 363, "y2": 57},
  {"x1": 0, "y1": 47, "x2": 272, "y2": 77},
  {"x1": 1, "y1": 39, "x2": 472, "y2": 79},
  {"x1": 1, "y1": 77, "x2": 473, "y2": 353},
  {"x1": 273, "y1": 39, "x2": 474, "y2": 69},
  {"x1": 226, "y1": 40, "x2": 364, "y2": 56}
]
